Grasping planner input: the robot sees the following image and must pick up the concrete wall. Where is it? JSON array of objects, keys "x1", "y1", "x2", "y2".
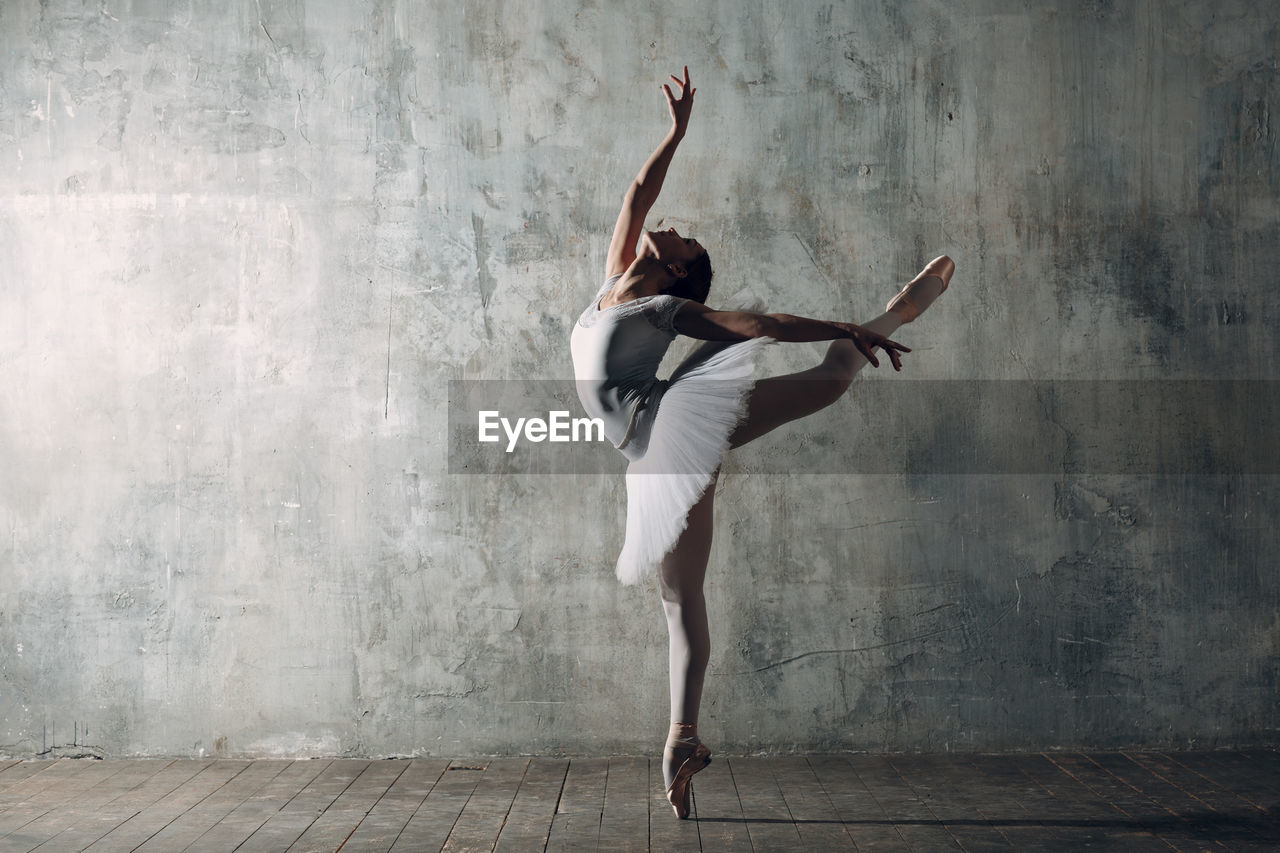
[{"x1": 1, "y1": 0, "x2": 1277, "y2": 758}]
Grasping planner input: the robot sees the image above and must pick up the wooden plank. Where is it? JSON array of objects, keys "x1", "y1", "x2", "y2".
[
  {"x1": 440, "y1": 758, "x2": 528, "y2": 852},
  {"x1": 4, "y1": 752, "x2": 1273, "y2": 853},
  {"x1": 1126, "y1": 752, "x2": 1278, "y2": 848},
  {"x1": 847, "y1": 754, "x2": 959, "y2": 851},
  {"x1": 1004, "y1": 753, "x2": 1173, "y2": 853},
  {"x1": 35, "y1": 761, "x2": 214, "y2": 853},
  {"x1": 545, "y1": 757, "x2": 606, "y2": 852},
  {"x1": 11, "y1": 760, "x2": 175, "y2": 851},
  {"x1": 1165, "y1": 751, "x2": 1280, "y2": 807},
  {"x1": 680, "y1": 755, "x2": 751, "y2": 851},
  {"x1": 1236, "y1": 749, "x2": 1280, "y2": 793},
  {"x1": 234, "y1": 760, "x2": 367, "y2": 853},
  {"x1": 1035, "y1": 753, "x2": 1159, "y2": 816},
  {"x1": 181, "y1": 760, "x2": 329, "y2": 853},
  {"x1": 886, "y1": 754, "x2": 1011, "y2": 852},
  {"x1": 973, "y1": 753, "x2": 1124, "y2": 853},
  {"x1": 807, "y1": 754, "x2": 911, "y2": 852},
  {"x1": 1133, "y1": 753, "x2": 1261, "y2": 798},
  {"x1": 950, "y1": 754, "x2": 1057, "y2": 853},
  {"x1": 0, "y1": 760, "x2": 137, "y2": 841},
  {"x1": 0, "y1": 762, "x2": 60, "y2": 797},
  {"x1": 336, "y1": 760, "x2": 450, "y2": 852},
  {"x1": 727, "y1": 756, "x2": 804, "y2": 850},
  {"x1": 83, "y1": 760, "x2": 256, "y2": 852},
  {"x1": 1088, "y1": 752, "x2": 1243, "y2": 851},
  {"x1": 1156, "y1": 752, "x2": 1275, "y2": 797},
  {"x1": 768, "y1": 756, "x2": 858, "y2": 850},
  {"x1": 1237, "y1": 750, "x2": 1280, "y2": 775},
  {"x1": 284, "y1": 759, "x2": 408, "y2": 852},
  {"x1": 596, "y1": 757, "x2": 648, "y2": 853},
  {"x1": 647, "y1": 755, "x2": 702, "y2": 852},
  {"x1": 1024, "y1": 753, "x2": 1172, "y2": 850},
  {"x1": 129, "y1": 759, "x2": 290, "y2": 851},
  {"x1": 0, "y1": 759, "x2": 98, "y2": 813},
  {"x1": 493, "y1": 758, "x2": 569, "y2": 852},
  {"x1": 389, "y1": 761, "x2": 486, "y2": 853},
  {"x1": 1173, "y1": 751, "x2": 1280, "y2": 849}
]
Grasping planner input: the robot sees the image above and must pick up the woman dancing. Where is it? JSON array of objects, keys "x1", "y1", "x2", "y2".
[{"x1": 570, "y1": 66, "x2": 955, "y2": 819}]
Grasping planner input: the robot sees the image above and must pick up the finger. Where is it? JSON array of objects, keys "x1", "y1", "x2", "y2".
[
  {"x1": 882, "y1": 335, "x2": 908, "y2": 351},
  {"x1": 684, "y1": 65, "x2": 690, "y2": 87},
  {"x1": 857, "y1": 341, "x2": 879, "y2": 367},
  {"x1": 662, "y1": 83, "x2": 674, "y2": 103}
]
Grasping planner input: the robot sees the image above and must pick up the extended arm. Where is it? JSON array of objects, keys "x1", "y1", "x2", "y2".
[
  {"x1": 672, "y1": 302, "x2": 911, "y2": 370},
  {"x1": 605, "y1": 67, "x2": 696, "y2": 278}
]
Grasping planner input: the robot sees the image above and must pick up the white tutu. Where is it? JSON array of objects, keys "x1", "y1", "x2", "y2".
[{"x1": 615, "y1": 334, "x2": 775, "y2": 584}]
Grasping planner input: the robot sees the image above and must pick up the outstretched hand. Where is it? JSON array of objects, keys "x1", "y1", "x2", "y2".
[
  {"x1": 836, "y1": 322, "x2": 911, "y2": 371},
  {"x1": 662, "y1": 65, "x2": 695, "y2": 134}
]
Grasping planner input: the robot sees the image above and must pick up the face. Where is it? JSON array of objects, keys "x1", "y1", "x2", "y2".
[{"x1": 641, "y1": 226, "x2": 705, "y2": 267}]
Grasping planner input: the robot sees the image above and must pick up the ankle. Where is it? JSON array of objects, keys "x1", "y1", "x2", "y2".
[{"x1": 667, "y1": 721, "x2": 698, "y2": 746}]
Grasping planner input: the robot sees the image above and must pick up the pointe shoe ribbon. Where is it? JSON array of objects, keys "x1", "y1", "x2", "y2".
[
  {"x1": 664, "y1": 739, "x2": 712, "y2": 819},
  {"x1": 887, "y1": 255, "x2": 955, "y2": 323}
]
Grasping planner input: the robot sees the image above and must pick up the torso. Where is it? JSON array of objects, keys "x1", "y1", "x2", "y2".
[{"x1": 570, "y1": 273, "x2": 689, "y2": 459}]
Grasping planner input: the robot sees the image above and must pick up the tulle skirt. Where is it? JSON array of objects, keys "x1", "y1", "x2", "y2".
[{"x1": 614, "y1": 335, "x2": 775, "y2": 584}]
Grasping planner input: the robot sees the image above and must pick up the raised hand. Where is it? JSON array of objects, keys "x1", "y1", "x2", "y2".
[{"x1": 662, "y1": 65, "x2": 695, "y2": 135}]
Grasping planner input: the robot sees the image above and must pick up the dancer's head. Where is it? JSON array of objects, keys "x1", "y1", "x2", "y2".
[{"x1": 640, "y1": 227, "x2": 714, "y2": 303}]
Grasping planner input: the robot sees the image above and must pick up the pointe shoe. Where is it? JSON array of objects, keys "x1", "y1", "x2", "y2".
[
  {"x1": 887, "y1": 255, "x2": 955, "y2": 323},
  {"x1": 664, "y1": 739, "x2": 712, "y2": 819}
]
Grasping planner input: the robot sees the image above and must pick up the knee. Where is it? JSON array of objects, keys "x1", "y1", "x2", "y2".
[
  {"x1": 820, "y1": 341, "x2": 859, "y2": 384},
  {"x1": 660, "y1": 590, "x2": 705, "y2": 614}
]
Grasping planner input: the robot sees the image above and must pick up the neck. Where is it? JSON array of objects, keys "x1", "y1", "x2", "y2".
[{"x1": 619, "y1": 256, "x2": 672, "y2": 296}]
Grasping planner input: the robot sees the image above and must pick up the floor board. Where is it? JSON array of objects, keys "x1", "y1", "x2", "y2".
[
  {"x1": 545, "y1": 757, "x2": 606, "y2": 851},
  {"x1": 337, "y1": 759, "x2": 450, "y2": 852},
  {"x1": 597, "y1": 757, "x2": 648, "y2": 853},
  {"x1": 388, "y1": 761, "x2": 486, "y2": 853},
  {"x1": 0, "y1": 750, "x2": 1273, "y2": 851}
]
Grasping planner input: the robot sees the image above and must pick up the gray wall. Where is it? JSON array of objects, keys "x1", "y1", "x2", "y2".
[{"x1": 2, "y1": 0, "x2": 1277, "y2": 758}]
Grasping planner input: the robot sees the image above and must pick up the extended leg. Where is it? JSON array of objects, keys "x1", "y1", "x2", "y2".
[
  {"x1": 729, "y1": 257, "x2": 953, "y2": 448},
  {"x1": 727, "y1": 308, "x2": 902, "y2": 447}
]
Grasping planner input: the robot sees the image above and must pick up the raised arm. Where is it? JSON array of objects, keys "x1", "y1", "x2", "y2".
[
  {"x1": 605, "y1": 66, "x2": 696, "y2": 278},
  {"x1": 672, "y1": 302, "x2": 912, "y2": 371}
]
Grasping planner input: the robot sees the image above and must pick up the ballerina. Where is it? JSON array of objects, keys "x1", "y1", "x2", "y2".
[{"x1": 569, "y1": 65, "x2": 955, "y2": 819}]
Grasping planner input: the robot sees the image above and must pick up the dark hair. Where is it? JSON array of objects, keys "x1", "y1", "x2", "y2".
[{"x1": 667, "y1": 251, "x2": 713, "y2": 303}]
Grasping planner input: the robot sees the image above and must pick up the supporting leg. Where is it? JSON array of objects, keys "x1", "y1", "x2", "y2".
[
  {"x1": 657, "y1": 478, "x2": 716, "y2": 814},
  {"x1": 658, "y1": 478, "x2": 714, "y2": 730}
]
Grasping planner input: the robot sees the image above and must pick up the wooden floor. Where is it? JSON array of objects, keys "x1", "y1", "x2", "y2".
[{"x1": 0, "y1": 751, "x2": 1277, "y2": 851}]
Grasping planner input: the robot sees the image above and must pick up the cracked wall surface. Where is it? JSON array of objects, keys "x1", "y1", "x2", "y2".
[{"x1": 1, "y1": 0, "x2": 1277, "y2": 757}]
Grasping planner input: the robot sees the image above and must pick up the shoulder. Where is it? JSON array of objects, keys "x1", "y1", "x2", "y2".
[{"x1": 642, "y1": 294, "x2": 691, "y2": 334}]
